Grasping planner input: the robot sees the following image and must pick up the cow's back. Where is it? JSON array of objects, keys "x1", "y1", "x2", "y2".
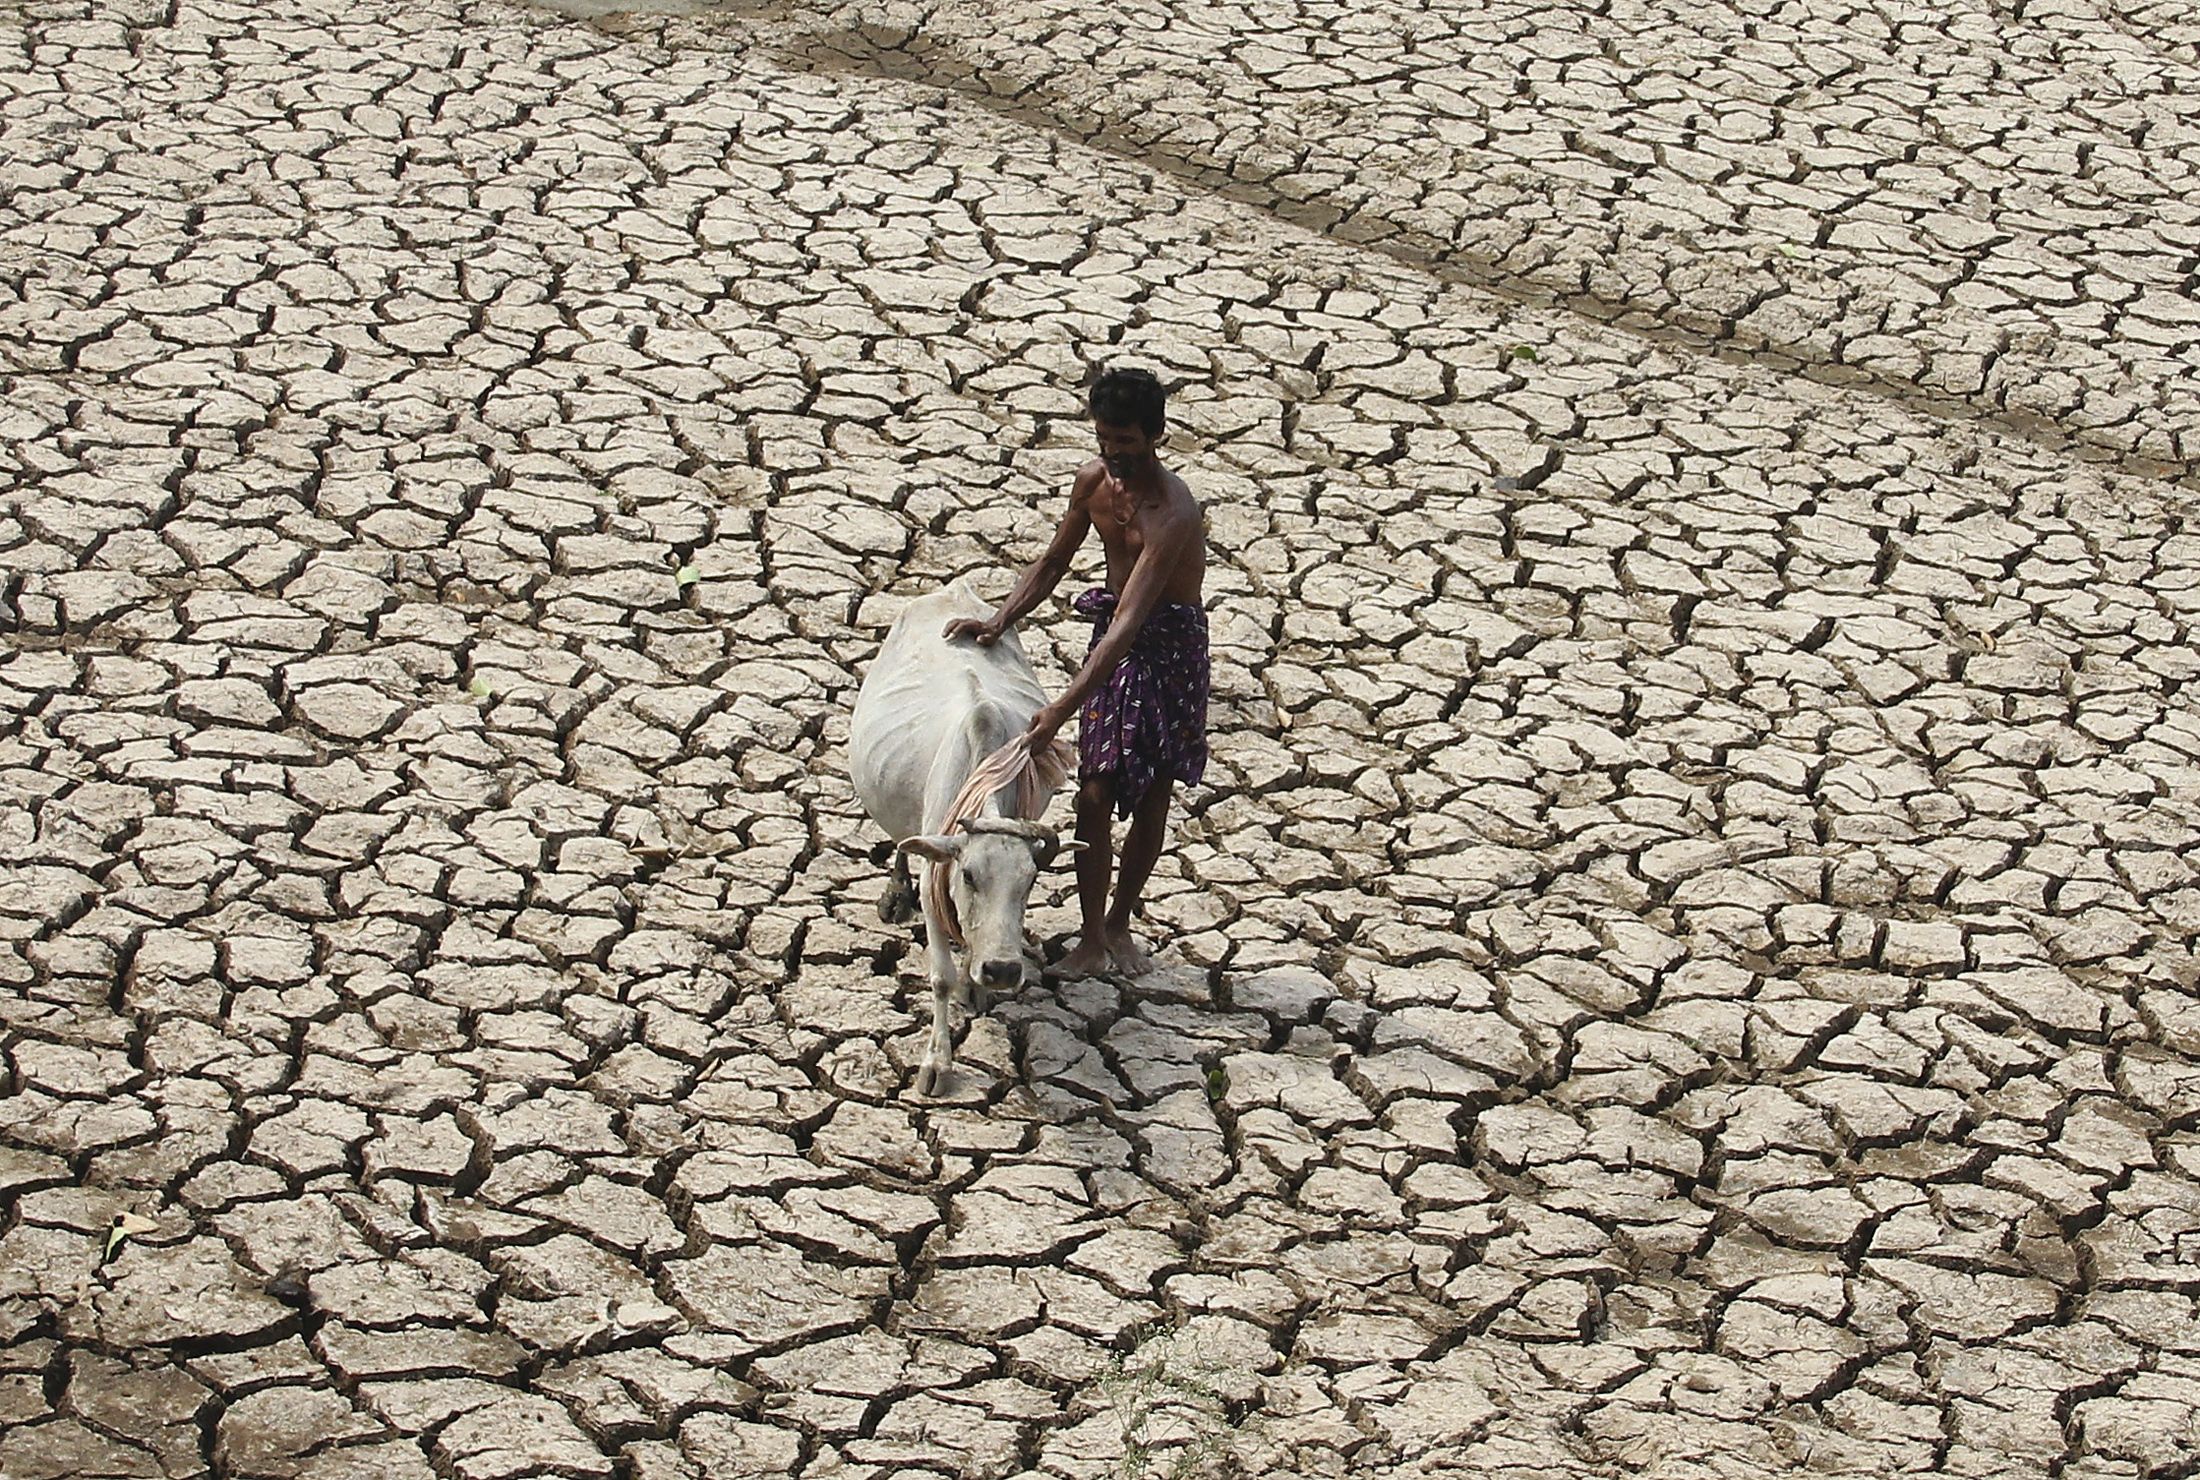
[{"x1": 850, "y1": 578, "x2": 1050, "y2": 840}]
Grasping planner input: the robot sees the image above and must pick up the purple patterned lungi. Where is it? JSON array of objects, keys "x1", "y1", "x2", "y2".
[{"x1": 1073, "y1": 587, "x2": 1210, "y2": 819}]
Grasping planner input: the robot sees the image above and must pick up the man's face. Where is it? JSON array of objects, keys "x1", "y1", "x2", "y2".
[{"x1": 1093, "y1": 419, "x2": 1156, "y2": 481}]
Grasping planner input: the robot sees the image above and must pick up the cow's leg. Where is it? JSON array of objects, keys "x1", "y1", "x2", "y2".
[
  {"x1": 879, "y1": 849, "x2": 918, "y2": 924},
  {"x1": 914, "y1": 884, "x2": 962, "y2": 1097}
]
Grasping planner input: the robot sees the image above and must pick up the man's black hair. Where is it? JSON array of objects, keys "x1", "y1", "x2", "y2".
[{"x1": 1088, "y1": 366, "x2": 1167, "y2": 438}]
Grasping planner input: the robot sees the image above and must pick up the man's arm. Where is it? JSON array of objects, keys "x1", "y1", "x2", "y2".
[
  {"x1": 944, "y1": 468, "x2": 1098, "y2": 645},
  {"x1": 1023, "y1": 507, "x2": 1194, "y2": 749}
]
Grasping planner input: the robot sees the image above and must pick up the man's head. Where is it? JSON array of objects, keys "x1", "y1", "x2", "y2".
[{"x1": 1089, "y1": 366, "x2": 1166, "y2": 480}]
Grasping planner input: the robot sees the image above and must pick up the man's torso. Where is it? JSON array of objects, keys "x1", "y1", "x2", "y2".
[{"x1": 1075, "y1": 458, "x2": 1206, "y2": 606}]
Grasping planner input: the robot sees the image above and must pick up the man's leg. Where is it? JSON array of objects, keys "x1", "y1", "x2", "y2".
[
  {"x1": 1104, "y1": 777, "x2": 1173, "y2": 973},
  {"x1": 1056, "y1": 776, "x2": 1116, "y2": 976}
]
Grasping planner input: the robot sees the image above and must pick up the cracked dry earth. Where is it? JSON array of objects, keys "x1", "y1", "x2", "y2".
[{"x1": 6, "y1": 0, "x2": 2200, "y2": 1475}]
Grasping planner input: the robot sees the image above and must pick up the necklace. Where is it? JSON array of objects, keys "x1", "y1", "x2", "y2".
[{"x1": 1111, "y1": 476, "x2": 1136, "y2": 527}]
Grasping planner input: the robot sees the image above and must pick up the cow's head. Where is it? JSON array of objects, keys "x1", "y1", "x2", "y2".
[{"x1": 898, "y1": 818, "x2": 1080, "y2": 991}]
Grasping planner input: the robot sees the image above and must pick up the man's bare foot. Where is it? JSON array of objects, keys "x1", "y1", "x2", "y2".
[
  {"x1": 1055, "y1": 936, "x2": 1115, "y2": 978},
  {"x1": 1105, "y1": 925, "x2": 1154, "y2": 977}
]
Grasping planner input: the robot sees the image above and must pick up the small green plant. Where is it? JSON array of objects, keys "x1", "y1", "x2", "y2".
[
  {"x1": 1096, "y1": 1324, "x2": 1252, "y2": 1480},
  {"x1": 102, "y1": 1211, "x2": 157, "y2": 1263},
  {"x1": 1507, "y1": 344, "x2": 1538, "y2": 363}
]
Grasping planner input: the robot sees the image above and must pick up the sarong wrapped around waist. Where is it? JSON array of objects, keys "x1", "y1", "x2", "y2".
[{"x1": 1073, "y1": 587, "x2": 1210, "y2": 819}]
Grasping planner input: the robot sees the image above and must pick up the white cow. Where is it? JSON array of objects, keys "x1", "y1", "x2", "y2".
[{"x1": 849, "y1": 576, "x2": 1075, "y2": 1095}]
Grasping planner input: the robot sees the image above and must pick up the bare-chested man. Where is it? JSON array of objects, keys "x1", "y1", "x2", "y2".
[{"x1": 943, "y1": 367, "x2": 1209, "y2": 977}]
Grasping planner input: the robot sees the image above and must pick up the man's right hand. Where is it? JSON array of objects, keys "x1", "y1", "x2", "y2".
[{"x1": 943, "y1": 616, "x2": 1002, "y2": 645}]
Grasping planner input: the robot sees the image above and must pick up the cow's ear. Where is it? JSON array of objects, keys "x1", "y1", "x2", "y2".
[
  {"x1": 1036, "y1": 838, "x2": 1088, "y2": 866},
  {"x1": 898, "y1": 834, "x2": 962, "y2": 864}
]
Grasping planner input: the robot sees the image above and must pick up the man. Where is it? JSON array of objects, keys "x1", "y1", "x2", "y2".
[{"x1": 943, "y1": 366, "x2": 1209, "y2": 977}]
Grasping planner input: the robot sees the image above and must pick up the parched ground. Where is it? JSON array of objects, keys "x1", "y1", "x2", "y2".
[{"x1": 5, "y1": 0, "x2": 2200, "y2": 1475}]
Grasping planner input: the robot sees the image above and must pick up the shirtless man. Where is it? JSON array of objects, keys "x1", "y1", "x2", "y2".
[{"x1": 943, "y1": 367, "x2": 1209, "y2": 977}]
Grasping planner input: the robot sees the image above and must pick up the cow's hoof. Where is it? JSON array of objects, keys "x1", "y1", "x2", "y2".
[
  {"x1": 878, "y1": 882, "x2": 917, "y2": 924},
  {"x1": 913, "y1": 1063, "x2": 946, "y2": 1097}
]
